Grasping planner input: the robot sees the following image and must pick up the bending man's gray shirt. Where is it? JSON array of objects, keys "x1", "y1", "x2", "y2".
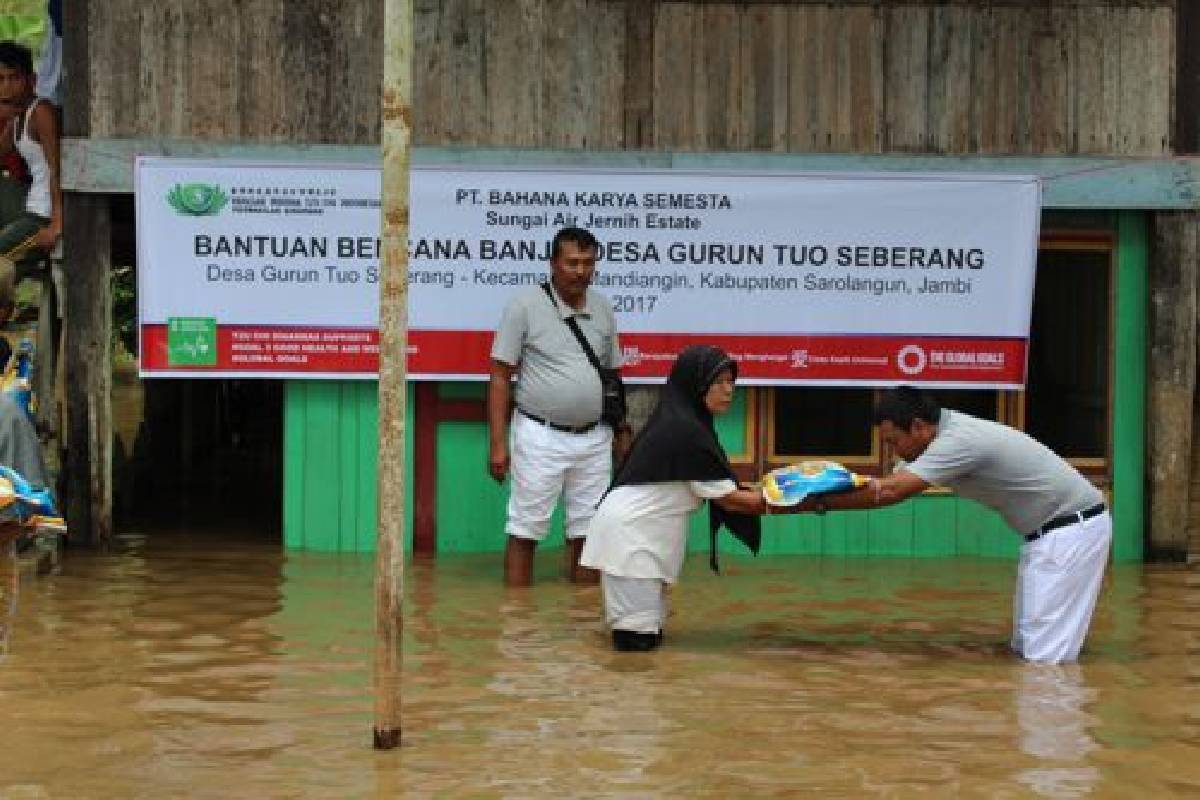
[
  {"x1": 491, "y1": 284, "x2": 620, "y2": 428},
  {"x1": 904, "y1": 409, "x2": 1103, "y2": 535}
]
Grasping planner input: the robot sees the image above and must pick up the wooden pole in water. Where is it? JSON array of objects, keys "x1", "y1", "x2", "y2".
[
  {"x1": 375, "y1": 0, "x2": 413, "y2": 750},
  {"x1": 62, "y1": 0, "x2": 114, "y2": 546},
  {"x1": 1147, "y1": 211, "x2": 1197, "y2": 560}
]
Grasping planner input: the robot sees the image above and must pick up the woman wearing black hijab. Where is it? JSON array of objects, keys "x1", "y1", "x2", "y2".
[{"x1": 580, "y1": 344, "x2": 767, "y2": 652}]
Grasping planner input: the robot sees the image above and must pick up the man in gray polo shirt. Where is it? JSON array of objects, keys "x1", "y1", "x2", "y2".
[
  {"x1": 488, "y1": 227, "x2": 623, "y2": 587},
  {"x1": 798, "y1": 386, "x2": 1110, "y2": 664}
]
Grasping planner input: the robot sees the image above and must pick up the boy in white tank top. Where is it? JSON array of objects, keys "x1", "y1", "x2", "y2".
[{"x1": 0, "y1": 41, "x2": 60, "y2": 323}]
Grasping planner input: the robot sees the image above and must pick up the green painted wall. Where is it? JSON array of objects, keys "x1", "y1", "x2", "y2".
[
  {"x1": 696, "y1": 493, "x2": 1020, "y2": 560},
  {"x1": 283, "y1": 381, "x2": 413, "y2": 552},
  {"x1": 283, "y1": 384, "x2": 1028, "y2": 558},
  {"x1": 281, "y1": 215, "x2": 1148, "y2": 558},
  {"x1": 1111, "y1": 212, "x2": 1147, "y2": 562},
  {"x1": 431, "y1": 383, "x2": 751, "y2": 553}
]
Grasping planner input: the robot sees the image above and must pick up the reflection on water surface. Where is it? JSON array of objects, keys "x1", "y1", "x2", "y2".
[{"x1": 2, "y1": 531, "x2": 1199, "y2": 798}]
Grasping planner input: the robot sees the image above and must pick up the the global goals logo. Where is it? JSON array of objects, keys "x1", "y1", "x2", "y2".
[{"x1": 896, "y1": 344, "x2": 927, "y2": 375}]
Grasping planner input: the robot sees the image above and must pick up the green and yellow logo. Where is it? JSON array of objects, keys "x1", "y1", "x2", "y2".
[{"x1": 166, "y1": 183, "x2": 228, "y2": 216}]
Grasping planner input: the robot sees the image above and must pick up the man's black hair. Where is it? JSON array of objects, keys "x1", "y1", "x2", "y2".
[
  {"x1": 0, "y1": 41, "x2": 33, "y2": 76},
  {"x1": 874, "y1": 385, "x2": 941, "y2": 430},
  {"x1": 550, "y1": 227, "x2": 600, "y2": 260}
]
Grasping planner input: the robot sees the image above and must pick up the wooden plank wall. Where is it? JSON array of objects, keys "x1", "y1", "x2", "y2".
[
  {"x1": 85, "y1": 0, "x2": 1175, "y2": 157},
  {"x1": 88, "y1": 0, "x2": 386, "y2": 143},
  {"x1": 86, "y1": 0, "x2": 1186, "y2": 552}
]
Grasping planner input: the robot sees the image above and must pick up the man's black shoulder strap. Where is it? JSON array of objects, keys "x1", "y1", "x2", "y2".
[{"x1": 542, "y1": 282, "x2": 605, "y2": 373}]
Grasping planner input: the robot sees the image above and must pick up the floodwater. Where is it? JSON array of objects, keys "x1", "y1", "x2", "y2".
[{"x1": 2, "y1": 532, "x2": 1199, "y2": 799}]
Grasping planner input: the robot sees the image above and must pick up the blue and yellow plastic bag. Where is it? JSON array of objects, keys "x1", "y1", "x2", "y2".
[
  {"x1": 0, "y1": 464, "x2": 57, "y2": 519},
  {"x1": 761, "y1": 460, "x2": 869, "y2": 507}
]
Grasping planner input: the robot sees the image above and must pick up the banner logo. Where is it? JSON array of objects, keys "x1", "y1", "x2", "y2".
[
  {"x1": 166, "y1": 317, "x2": 218, "y2": 366},
  {"x1": 896, "y1": 344, "x2": 927, "y2": 375},
  {"x1": 167, "y1": 183, "x2": 228, "y2": 217}
]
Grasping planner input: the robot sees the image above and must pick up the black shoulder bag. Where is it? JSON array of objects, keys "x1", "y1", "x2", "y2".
[{"x1": 542, "y1": 283, "x2": 627, "y2": 428}]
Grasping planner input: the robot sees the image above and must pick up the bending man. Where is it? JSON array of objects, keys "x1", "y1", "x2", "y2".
[{"x1": 801, "y1": 386, "x2": 1110, "y2": 664}]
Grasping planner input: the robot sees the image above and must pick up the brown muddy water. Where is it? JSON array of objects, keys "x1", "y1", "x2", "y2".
[{"x1": 1, "y1": 532, "x2": 1198, "y2": 799}]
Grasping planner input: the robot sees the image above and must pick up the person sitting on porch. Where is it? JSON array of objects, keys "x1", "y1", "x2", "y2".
[{"x1": 0, "y1": 40, "x2": 61, "y2": 324}]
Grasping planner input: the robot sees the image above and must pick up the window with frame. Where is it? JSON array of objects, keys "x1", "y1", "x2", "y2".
[
  {"x1": 1023, "y1": 239, "x2": 1112, "y2": 474},
  {"x1": 769, "y1": 387, "x2": 877, "y2": 468},
  {"x1": 761, "y1": 232, "x2": 1113, "y2": 483}
]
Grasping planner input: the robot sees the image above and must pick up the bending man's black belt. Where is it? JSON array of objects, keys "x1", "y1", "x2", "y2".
[
  {"x1": 1025, "y1": 502, "x2": 1107, "y2": 543},
  {"x1": 518, "y1": 408, "x2": 600, "y2": 435}
]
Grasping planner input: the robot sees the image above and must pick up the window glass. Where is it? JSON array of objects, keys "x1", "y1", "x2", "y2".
[
  {"x1": 1025, "y1": 249, "x2": 1110, "y2": 459},
  {"x1": 772, "y1": 387, "x2": 874, "y2": 458},
  {"x1": 927, "y1": 389, "x2": 1000, "y2": 423}
]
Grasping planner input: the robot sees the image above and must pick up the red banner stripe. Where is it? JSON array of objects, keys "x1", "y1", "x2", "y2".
[{"x1": 141, "y1": 325, "x2": 1026, "y2": 384}]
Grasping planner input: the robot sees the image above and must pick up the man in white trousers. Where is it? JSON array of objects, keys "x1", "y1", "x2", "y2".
[
  {"x1": 799, "y1": 386, "x2": 1110, "y2": 664},
  {"x1": 487, "y1": 227, "x2": 625, "y2": 587}
]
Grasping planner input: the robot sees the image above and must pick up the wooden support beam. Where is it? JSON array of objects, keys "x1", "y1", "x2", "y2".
[
  {"x1": 62, "y1": 136, "x2": 1200, "y2": 210},
  {"x1": 1147, "y1": 211, "x2": 1198, "y2": 561},
  {"x1": 1177, "y1": 0, "x2": 1200, "y2": 153},
  {"x1": 62, "y1": 0, "x2": 112, "y2": 545},
  {"x1": 1193, "y1": 361, "x2": 1200, "y2": 560},
  {"x1": 1172, "y1": 1, "x2": 1200, "y2": 526},
  {"x1": 63, "y1": 193, "x2": 113, "y2": 546},
  {"x1": 62, "y1": 0, "x2": 90, "y2": 140}
]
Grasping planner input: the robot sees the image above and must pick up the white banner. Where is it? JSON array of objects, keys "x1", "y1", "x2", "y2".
[{"x1": 136, "y1": 158, "x2": 1040, "y2": 385}]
